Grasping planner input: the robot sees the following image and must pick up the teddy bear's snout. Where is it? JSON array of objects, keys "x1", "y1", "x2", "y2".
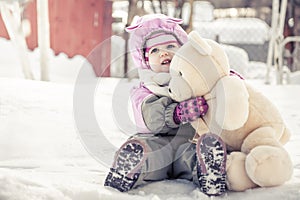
[{"x1": 168, "y1": 77, "x2": 193, "y2": 102}]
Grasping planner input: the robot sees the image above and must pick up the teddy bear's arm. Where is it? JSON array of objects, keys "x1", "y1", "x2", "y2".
[
  {"x1": 191, "y1": 118, "x2": 210, "y2": 135},
  {"x1": 215, "y1": 76, "x2": 249, "y2": 130}
]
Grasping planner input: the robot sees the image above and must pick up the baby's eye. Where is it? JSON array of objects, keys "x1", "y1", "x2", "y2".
[
  {"x1": 179, "y1": 71, "x2": 183, "y2": 76},
  {"x1": 166, "y1": 44, "x2": 176, "y2": 49},
  {"x1": 150, "y1": 48, "x2": 159, "y2": 54}
]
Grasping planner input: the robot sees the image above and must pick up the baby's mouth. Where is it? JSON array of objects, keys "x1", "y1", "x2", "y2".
[{"x1": 161, "y1": 59, "x2": 171, "y2": 65}]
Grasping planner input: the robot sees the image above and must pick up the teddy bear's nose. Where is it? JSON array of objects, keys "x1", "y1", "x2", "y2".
[{"x1": 168, "y1": 88, "x2": 172, "y2": 93}]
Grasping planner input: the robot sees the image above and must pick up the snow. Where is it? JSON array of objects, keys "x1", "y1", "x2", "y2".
[{"x1": 0, "y1": 36, "x2": 300, "y2": 200}]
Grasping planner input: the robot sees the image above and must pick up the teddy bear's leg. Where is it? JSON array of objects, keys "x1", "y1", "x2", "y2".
[
  {"x1": 241, "y1": 126, "x2": 282, "y2": 153},
  {"x1": 226, "y1": 152, "x2": 257, "y2": 191},
  {"x1": 245, "y1": 145, "x2": 293, "y2": 187},
  {"x1": 279, "y1": 127, "x2": 291, "y2": 145},
  {"x1": 241, "y1": 127, "x2": 293, "y2": 187}
]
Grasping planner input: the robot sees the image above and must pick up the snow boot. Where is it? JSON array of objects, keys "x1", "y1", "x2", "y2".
[
  {"x1": 104, "y1": 139, "x2": 146, "y2": 192},
  {"x1": 195, "y1": 133, "x2": 227, "y2": 196}
]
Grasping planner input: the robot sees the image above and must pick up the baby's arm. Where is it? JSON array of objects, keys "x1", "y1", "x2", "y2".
[
  {"x1": 142, "y1": 95, "x2": 179, "y2": 133},
  {"x1": 130, "y1": 84, "x2": 178, "y2": 134},
  {"x1": 131, "y1": 85, "x2": 209, "y2": 134}
]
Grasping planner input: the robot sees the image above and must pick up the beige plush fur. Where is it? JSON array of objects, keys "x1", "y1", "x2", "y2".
[{"x1": 168, "y1": 31, "x2": 293, "y2": 191}]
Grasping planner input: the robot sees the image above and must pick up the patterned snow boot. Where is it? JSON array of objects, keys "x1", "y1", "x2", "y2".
[
  {"x1": 104, "y1": 139, "x2": 147, "y2": 192},
  {"x1": 195, "y1": 133, "x2": 227, "y2": 196}
]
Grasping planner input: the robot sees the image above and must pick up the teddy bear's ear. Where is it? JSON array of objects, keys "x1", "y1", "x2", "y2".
[{"x1": 188, "y1": 31, "x2": 212, "y2": 56}]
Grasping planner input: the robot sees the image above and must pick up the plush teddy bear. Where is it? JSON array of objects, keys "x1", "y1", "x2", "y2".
[{"x1": 168, "y1": 31, "x2": 293, "y2": 191}]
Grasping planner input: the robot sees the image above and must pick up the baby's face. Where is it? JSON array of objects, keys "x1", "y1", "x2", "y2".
[{"x1": 148, "y1": 42, "x2": 180, "y2": 73}]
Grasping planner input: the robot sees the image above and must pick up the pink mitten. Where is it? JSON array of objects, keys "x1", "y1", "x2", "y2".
[{"x1": 174, "y1": 97, "x2": 208, "y2": 124}]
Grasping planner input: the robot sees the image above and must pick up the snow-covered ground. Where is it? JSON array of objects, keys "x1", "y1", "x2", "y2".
[{"x1": 0, "y1": 37, "x2": 300, "y2": 200}]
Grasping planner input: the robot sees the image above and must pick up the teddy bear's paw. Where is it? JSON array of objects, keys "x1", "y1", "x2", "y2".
[
  {"x1": 226, "y1": 152, "x2": 257, "y2": 191},
  {"x1": 245, "y1": 145, "x2": 293, "y2": 187}
]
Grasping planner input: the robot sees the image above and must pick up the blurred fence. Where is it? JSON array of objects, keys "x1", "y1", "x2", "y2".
[
  {"x1": 193, "y1": 17, "x2": 270, "y2": 62},
  {"x1": 111, "y1": 0, "x2": 273, "y2": 78}
]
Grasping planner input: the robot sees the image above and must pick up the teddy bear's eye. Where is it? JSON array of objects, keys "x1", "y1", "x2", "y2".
[{"x1": 179, "y1": 71, "x2": 183, "y2": 76}]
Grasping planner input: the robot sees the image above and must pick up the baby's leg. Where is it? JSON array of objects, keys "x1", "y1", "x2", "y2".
[
  {"x1": 195, "y1": 134, "x2": 227, "y2": 196},
  {"x1": 172, "y1": 124, "x2": 197, "y2": 179},
  {"x1": 173, "y1": 140, "x2": 195, "y2": 179},
  {"x1": 104, "y1": 134, "x2": 174, "y2": 192},
  {"x1": 174, "y1": 134, "x2": 227, "y2": 196}
]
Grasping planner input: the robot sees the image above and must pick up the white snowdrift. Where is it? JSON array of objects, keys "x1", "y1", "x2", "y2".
[{"x1": 0, "y1": 77, "x2": 299, "y2": 200}]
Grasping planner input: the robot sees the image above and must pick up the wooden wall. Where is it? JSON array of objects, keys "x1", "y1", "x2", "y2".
[{"x1": 0, "y1": 0, "x2": 112, "y2": 76}]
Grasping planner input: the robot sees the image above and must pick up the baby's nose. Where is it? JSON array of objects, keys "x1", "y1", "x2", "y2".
[{"x1": 160, "y1": 50, "x2": 168, "y2": 57}]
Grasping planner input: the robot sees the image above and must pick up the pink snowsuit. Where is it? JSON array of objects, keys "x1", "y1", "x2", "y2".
[{"x1": 105, "y1": 14, "x2": 245, "y2": 192}]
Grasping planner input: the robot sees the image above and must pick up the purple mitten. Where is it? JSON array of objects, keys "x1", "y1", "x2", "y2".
[{"x1": 174, "y1": 97, "x2": 208, "y2": 124}]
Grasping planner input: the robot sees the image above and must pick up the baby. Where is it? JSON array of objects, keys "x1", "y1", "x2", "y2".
[{"x1": 104, "y1": 14, "x2": 227, "y2": 196}]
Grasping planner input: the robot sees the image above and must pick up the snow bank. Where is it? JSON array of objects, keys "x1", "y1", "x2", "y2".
[{"x1": 0, "y1": 77, "x2": 299, "y2": 199}]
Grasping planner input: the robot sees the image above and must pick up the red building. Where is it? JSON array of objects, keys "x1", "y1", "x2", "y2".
[{"x1": 0, "y1": 0, "x2": 112, "y2": 77}]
